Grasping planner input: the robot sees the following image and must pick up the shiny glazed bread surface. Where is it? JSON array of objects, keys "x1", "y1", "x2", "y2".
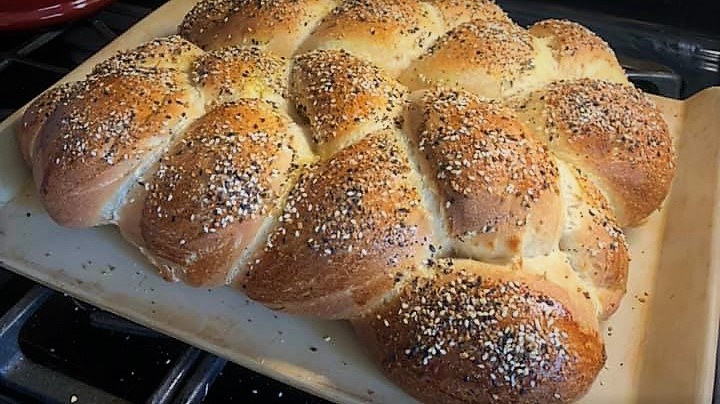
[{"x1": 19, "y1": 2, "x2": 676, "y2": 403}]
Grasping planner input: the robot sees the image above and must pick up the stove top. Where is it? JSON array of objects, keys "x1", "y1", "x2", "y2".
[{"x1": 0, "y1": 1, "x2": 719, "y2": 403}]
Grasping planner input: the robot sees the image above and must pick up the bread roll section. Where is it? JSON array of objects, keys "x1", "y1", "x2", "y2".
[
  {"x1": 178, "y1": 0, "x2": 337, "y2": 57},
  {"x1": 139, "y1": 100, "x2": 305, "y2": 286},
  {"x1": 399, "y1": 19, "x2": 557, "y2": 98},
  {"x1": 192, "y1": 46, "x2": 290, "y2": 108},
  {"x1": 91, "y1": 34, "x2": 204, "y2": 74},
  {"x1": 33, "y1": 67, "x2": 201, "y2": 228},
  {"x1": 352, "y1": 258, "x2": 605, "y2": 404},
  {"x1": 528, "y1": 19, "x2": 628, "y2": 84},
  {"x1": 404, "y1": 88, "x2": 562, "y2": 261},
  {"x1": 19, "y1": 82, "x2": 79, "y2": 166},
  {"x1": 290, "y1": 49, "x2": 406, "y2": 158},
  {"x1": 298, "y1": 0, "x2": 445, "y2": 76},
  {"x1": 512, "y1": 79, "x2": 675, "y2": 226},
  {"x1": 243, "y1": 129, "x2": 436, "y2": 319},
  {"x1": 557, "y1": 162, "x2": 629, "y2": 319},
  {"x1": 426, "y1": 0, "x2": 511, "y2": 28},
  {"x1": 19, "y1": 2, "x2": 678, "y2": 402}
]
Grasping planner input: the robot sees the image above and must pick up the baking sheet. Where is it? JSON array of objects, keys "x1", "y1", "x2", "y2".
[{"x1": 1, "y1": 1, "x2": 720, "y2": 402}]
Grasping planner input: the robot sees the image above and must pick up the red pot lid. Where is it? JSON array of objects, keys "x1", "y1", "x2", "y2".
[{"x1": 0, "y1": 0, "x2": 115, "y2": 31}]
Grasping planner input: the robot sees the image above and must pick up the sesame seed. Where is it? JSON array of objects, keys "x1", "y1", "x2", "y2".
[
  {"x1": 260, "y1": 131, "x2": 425, "y2": 265},
  {"x1": 417, "y1": 19, "x2": 535, "y2": 94},
  {"x1": 531, "y1": 19, "x2": 613, "y2": 59},
  {"x1": 521, "y1": 78, "x2": 674, "y2": 225},
  {"x1": 415, "y1": 88, "x2": 558, "y2": 247},
  {"x1": 192, "y1": 45, "x2": 287, "y2": 107},
  {"x1": 291, "y1": 49, "x2": 405, "y2": 151},
  {"x1": 144, "y1": 99, "x2": 296, "y2": 249},
  {"x1": 390, "y1": 267, "x2": 571, "y2": 392}
]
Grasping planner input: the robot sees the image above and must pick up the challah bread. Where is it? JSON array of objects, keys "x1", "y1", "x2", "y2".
[
  {"x1": 289, "y1": 49, "x2": 407, "y2": 158},
  {"x1": 403, "y1": 88, "x2": 563, "y2": 261},
  {"x1": 18, "y1": 81, "x2": 79, "y2": 166},
  {"x1": 192, "y1": 46, "x2": 290, "y2": 108},
  {"x1": 352, "y1": 255, "x2": 605, "y2": 404},
  {"x1": 297, "y1": 0, "x2": 445, "y2": 76},
  {"x1": 243, "y1": 129, "x2": 436, "y2": 318},
  {"x1": 511, "y1": 79, "x2": 675, "y2": 226},
  {"x1": 426, "y1": 0, "x2": 511, "y2": 28},
  {"x1": 399, "y1": 19, "x2": 557, "y2": 98},
  {"x1": 18, "y1": 1, "x2": 677, "y2": 402},
  {"x1": 528, "y1": 19, "x2": 628, "y2": 85},
  {"x1": 178, "y1": 0, "x2": 337, "y2": 57}
]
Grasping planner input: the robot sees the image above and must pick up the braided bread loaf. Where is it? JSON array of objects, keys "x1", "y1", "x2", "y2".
[{"x1": 18, "y1": 1, "x2": 676, "y2": 402}]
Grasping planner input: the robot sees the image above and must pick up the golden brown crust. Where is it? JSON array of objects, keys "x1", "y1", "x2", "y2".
[
  {"x1": 34, "y1": 67, "x2": 200, "y2": 228},
  {"x1": 178, "y1": 0, "x2": 337, "y2": 57},
  {"x1": 192, "y1": 45, "x2": 289, "y2": 107},
  {"x1": 91, "y1": 35, "x2": 204, "y2": 75},
  {"x1": 512, "y1": 79, "x2": 676, "y2": 226},
  {"x1": 399, "y1": 19, "x2": 557, "y2": 98},
  {"x1": 352, "y1": 259, "x2": 605, "y2": 404},
  {"x1": 19, "y1": 81, "x2": 80, "y2": 166},
  {"x1": 426, "y1": 0, "x2": 511, "y2": 28},
  {"x1": 21, "y1": 2, "x2": 679, "y2": 400},
  {"x1": 290, "y1": 49, "x2": 406, "y2": 157},
  {"x1": 241, "y1": 129, "x2": 435, "y2": 318},
  {"x1": 529, "y1": 19, "x2": 628, "y2": 84},
  {"x1": 558, "y1": 163, "x2": 629, "y2": 319},
  {"x1": 140, "y1": 100, "x2": 301, "y2": 287},
  {"x1": 405, "y1": 88, "x2": 562, "y2": 260},
  {"x1": 300, "y1": 0, "x2": 445, "y2": 76}
]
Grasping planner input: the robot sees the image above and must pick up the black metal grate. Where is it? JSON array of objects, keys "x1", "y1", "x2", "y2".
[
  {"x1": 18, "y1": 294, "x2": 188, "y2": 403},
  {"x1": 0, "y1": 272, "x2": 333, "y2": 403}
]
